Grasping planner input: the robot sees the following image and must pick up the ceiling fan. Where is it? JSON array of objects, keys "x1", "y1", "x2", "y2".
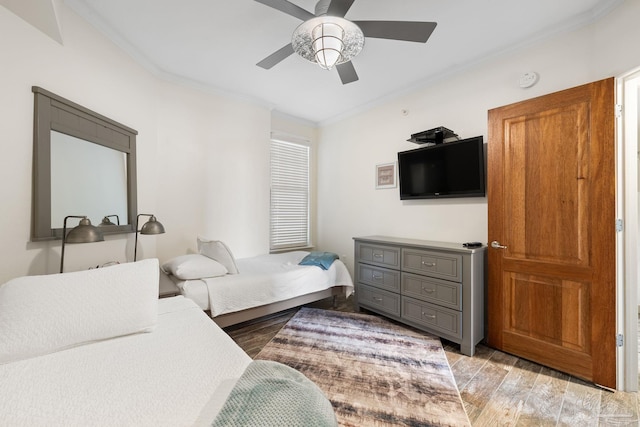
[{"x1": 255, "y1": 0, "x2": 437, "y2": 84}]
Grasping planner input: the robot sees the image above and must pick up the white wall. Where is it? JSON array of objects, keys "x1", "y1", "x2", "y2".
[
  {"x1": 154, "y1": 81, "x2": 271, "y2": 261},
  {"x1": 316, "y1": 0, "x2": 640, "y2": 274},
  {"x1": 2, "y1": 1, "x2": 639, "y2": 284},
  {"x1": 0, "y1": 3, "x2": 273, "y2": 282}
]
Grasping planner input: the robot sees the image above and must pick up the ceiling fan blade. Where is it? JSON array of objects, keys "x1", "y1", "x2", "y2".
[
  {"x1": 326, "y1": 0, "x2": 356, "y2": 17},
  {"x1": 254, "y1": 0, "x2": 315, "y2": 21},
  {"x1": 257, "y1": 44, "x2": 295, "y2": 69},
  {"x1": 336, "y1": 61, "x2": 359, "y2": 85},
  {"x1": 353, "y1": 21, "x2": 437, "y2": 43}
]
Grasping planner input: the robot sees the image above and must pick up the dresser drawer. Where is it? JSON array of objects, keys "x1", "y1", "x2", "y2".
[
  {"x1": 401, "y1": 296, "x2": 462, "y2": 339},
  {"x1": 358, "y1": 284, "x2": 401, "y2": 317},
  {"x1": 401, "y1": 248, "x2": 462, "y2": 282},
  {"x1": 356, "y1": 242, "x2": 400, "y2": 269},
  {"x1": 402, "y1": 272, "x2": 462, "y2": 310},
  {"x1": 358, "y1": 264, "x2": 400, "y2": 292}
]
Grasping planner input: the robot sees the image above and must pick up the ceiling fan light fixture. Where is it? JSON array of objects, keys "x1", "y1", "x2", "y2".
[
  {"x1": 292, "y1": 16, "x2": 364, "y2": 70},
  {"x1": 312, "y1": 22, "x2": 344, "y2": 70}
]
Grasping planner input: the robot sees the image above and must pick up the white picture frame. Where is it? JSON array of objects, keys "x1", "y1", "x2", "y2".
[{"x1": 375, "y1": 162, "x2": 397, "y2": 189}]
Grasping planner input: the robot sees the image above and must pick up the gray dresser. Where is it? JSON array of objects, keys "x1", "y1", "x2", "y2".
[{"x1": 353, "y1": 235, "x2": 486, "y2": 356}]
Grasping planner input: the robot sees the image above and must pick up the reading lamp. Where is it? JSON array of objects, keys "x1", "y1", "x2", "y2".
[
  {"x1": 99, "y1": 214, "x2": 120, "y2": 226},
  {"x1": 60, "y1": 216, "x2": 104, "y2": 273},
  {"x1": 134, "y1": 214, "x2": 165, "y2": 261}
]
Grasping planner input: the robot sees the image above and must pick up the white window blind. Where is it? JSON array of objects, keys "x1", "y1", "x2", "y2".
[{"x1": 270, "y1": 138, "x2": 310, "y2": 251}]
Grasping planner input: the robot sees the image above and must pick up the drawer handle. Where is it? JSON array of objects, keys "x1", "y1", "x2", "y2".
[
  {"x1": 373, "y1": 297, "x2": 383, "y2": 302},
  {"x1": 374, "y1": 253, "x2": 384, "y2": 258},
  {"x1": 372, "y1": 274, "x2": 383, "y2": 280},
  {"x1": 422, "y1": 312, "x2": 436, "y2": 320},
  {"x1": 421, "y1": 287, "x2": 435, "y2": 293},
  {"x1": 421, "y1": 261, "x2": 436, "y2": 267}
]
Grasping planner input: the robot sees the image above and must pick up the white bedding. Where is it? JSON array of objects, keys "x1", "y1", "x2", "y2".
[
  {"x1": 0, "y1": 296, "x2": 251, "y2": 427},
  {"x1": 176, "y1": 251, "x2": 353, "y2": 316},
  {"x1": 0, "y1": 259, "x2": 159, "y2": 365}
]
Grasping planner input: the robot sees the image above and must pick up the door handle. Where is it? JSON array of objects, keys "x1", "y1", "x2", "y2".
[{"x1": 491, "y1": 240, "x2": 507, "y2": 249}]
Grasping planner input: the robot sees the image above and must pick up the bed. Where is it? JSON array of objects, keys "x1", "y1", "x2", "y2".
[
  {"x1": 162, "y1": 240, "x2": 354, "y2": 327},
  {"x1": 0, "y1": 259, "x2": 337, "y2": 426}
]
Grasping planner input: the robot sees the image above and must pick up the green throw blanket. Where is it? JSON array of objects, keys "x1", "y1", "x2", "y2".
[{"x1": 211, "y1": 360, "x2": 338, "y2": 427}]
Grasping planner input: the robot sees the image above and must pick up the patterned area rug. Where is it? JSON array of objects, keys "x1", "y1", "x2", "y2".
[{"x1": 255, "y1": 307, "x2": 470, "y2": 427}]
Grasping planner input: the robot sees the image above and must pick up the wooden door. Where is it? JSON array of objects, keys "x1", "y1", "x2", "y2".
[{"x1": 487, "y1": 78, "x2": 616, "y2": 388}]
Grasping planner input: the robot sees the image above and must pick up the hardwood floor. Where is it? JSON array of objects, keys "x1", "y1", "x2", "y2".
[{"x1": 225, "y1": 295, "x2": 640, "y2": 426}]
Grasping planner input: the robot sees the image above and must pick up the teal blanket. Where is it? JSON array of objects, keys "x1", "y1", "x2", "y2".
[
  {"x1": 298, "y1": 252, "x2": 339, "y2": 270},
  {"x1": 211, "y1": 360, "x2": 337, "y2": 427}
]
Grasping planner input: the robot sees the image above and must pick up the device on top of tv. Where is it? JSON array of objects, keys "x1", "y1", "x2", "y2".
[{"x1": 407, "y1": 126, "x2": 459, "y2": 145}]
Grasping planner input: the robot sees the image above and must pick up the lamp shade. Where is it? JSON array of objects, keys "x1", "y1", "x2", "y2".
[
  {"x1": 65, "y1": 218, "x2": 104, "y2": 243},
  {"x1": 140, "y1": 216, "x2": 165, "y2": 235},
  {"x1": 99, "y1": 215, "x2": 120, "y2": 226},
  {"x1": 60, "y1": 215, "x2": 104, "y2": 273},
  {"x1": 312, "y1": 22, "x2": 344, "y2": 70},
  {"x1": 134, "y1": 213, "x2": 166, "y2": 262}
]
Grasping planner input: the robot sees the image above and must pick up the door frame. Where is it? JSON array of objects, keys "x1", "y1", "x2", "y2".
[{"x1": 618, "y1": 67, "x2": 640, "y2": 392}]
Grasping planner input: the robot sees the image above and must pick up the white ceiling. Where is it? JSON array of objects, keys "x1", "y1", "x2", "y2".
[{"x1": 62, "y1": 0, "x2": 621, "y2": 125}]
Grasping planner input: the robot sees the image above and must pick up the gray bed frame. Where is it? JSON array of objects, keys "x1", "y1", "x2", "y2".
[
  {"x1": 209, "y1": 286, "x2": 348, "y2": 328},
  {"x1": 161, "y1": 263, "x2": 349, "y2": 328}
]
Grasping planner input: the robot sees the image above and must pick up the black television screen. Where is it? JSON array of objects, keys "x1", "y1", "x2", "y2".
[{"x1": 398, "y1": 136, "x2": 485, "y2": 200}]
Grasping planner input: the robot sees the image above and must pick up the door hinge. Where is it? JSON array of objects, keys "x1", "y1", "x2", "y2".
[
  {"x1": 616, "y1": 219, "x2": 624, "y2": 232},
  {"x1": 615, "y1": 103, "x2": 623, "y2": 118},
  {"x1": 617, "y1": 334, "x2": 624, "y2": 347}
]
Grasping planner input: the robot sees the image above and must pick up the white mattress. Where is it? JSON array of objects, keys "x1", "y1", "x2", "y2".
[
  {"x1": 176, "y1": 251, "x2": 354, "y2": 315},
  {"x1": 0, "y1": 296, "x2": 251, "y2": 427},
  {"x1": 176, "y1": 275, "x2": 210, "y2": 311}
]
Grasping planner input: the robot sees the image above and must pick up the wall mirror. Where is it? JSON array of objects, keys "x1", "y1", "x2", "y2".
[{"x1": 32, "y1": 86, "x2": 138, "y2": 241}]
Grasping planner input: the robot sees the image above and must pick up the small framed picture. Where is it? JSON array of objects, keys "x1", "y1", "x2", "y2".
[{"x1": 375, "y1": 162, "x2": 397, "y2": 189}]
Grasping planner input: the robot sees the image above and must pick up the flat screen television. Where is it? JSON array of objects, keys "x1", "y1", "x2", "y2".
[{"x1": 398, "y1": 136, "x2": 485, "y2": 200}]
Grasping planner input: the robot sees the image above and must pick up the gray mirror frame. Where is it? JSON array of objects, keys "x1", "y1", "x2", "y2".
[{"x1": 32, "y1": 86, "x2": 138, "y2": 241}]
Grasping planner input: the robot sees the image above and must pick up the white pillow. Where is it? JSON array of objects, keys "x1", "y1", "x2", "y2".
[
  {"x1": 0, "y1": 259, "x2": 159, "y2": 365},
  {"x1": 197, "y1": 237, "x2": 239, "y2": 274},
  {"x1": 162, "y1": 254, "x2": 228, "y2": 280}
]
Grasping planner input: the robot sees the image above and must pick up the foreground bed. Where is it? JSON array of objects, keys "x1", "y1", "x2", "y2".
[
  {"x1": 0, "y1": 260, "x2": 337, "y2": 426},
  {"x1": 165, "y1": 248, "x2": 354, "y2": 327}
]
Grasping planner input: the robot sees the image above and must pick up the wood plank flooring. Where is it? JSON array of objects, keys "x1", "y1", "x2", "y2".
[{"x1": 225, "y1": 295, "x2": 640, "y2": 426}]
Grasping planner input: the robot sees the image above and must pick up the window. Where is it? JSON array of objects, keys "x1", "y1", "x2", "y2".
[{"x1": 270, "y1": 138, "x2": 310, "y2": 251}]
